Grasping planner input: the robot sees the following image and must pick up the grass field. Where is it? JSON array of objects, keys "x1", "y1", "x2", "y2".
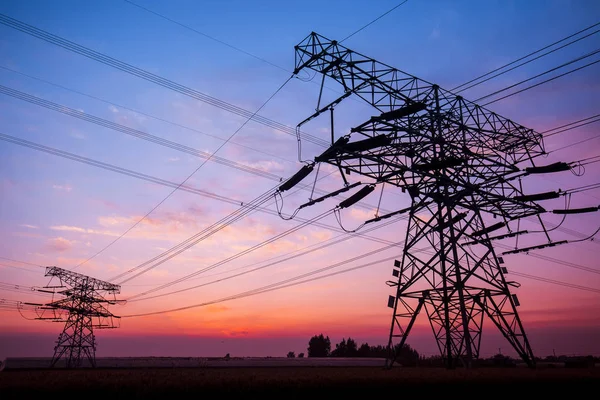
[{"x1": 1, "y1": 367, "x2": 599, "y2": 398}]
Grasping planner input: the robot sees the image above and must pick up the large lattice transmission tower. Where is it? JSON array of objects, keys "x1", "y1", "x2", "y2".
[
  {"x1": 292, "y1": 32, "x2": 550, "y2": 368},
  {"x1": 42, "y1": 267, "x2": 121, "y2": 368}
]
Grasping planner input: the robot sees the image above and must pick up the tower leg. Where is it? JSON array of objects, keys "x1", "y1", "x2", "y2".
[
  {"x1": 386, "y1": 205, "x2": 534, "y2": 369},
  {"x1": 50, "y1": 312, "x2": 96, "y2": 368}
]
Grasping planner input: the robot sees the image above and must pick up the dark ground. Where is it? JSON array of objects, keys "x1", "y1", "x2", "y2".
[{"x1": 1, "y1": 366, "x2": 599, "y2": 398}]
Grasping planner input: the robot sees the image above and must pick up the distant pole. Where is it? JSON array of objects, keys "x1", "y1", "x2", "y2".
[{"x1": 42, "y1": 266, "x2": 121, "y2": 368}]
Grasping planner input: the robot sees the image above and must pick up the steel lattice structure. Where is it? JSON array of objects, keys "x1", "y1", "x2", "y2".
[
  {"x1": 43, "y1": 266, "x2": 121, "y2": 368},
  {"x1": 293, "y1": 32, "x2": 548, "y2": 368}
]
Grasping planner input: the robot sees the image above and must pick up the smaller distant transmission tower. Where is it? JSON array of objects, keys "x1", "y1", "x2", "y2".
[{"x1": 43, "y1": 267, "x2": 121, "y2": 368}]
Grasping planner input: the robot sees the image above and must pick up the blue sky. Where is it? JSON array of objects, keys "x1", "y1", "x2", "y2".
[{"x1": 0, "y1": 0, "x2": 599, "y2": 359}]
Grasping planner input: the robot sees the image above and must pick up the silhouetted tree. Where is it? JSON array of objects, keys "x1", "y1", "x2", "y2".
[
  {"x1": 307, "y1": 334, "x2": 331, "y2": 357},
  {"x1": 298, "y1": 353, "x2": 304, "y2": 358},
  {"x1": 331, "y1": 337, "x2": 358, "y2": 357},
  {"x1": 357, "y1": 343, "x2": 371, "y2": 357},
  {"x1": 287, "y1": 351, "x2": 296, "y2": 358},
  {"x1": 392, "y1": 343, "x2": 419, "y2": 366}
]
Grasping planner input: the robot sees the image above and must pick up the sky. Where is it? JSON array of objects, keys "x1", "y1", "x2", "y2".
[{"x1": 0, "y1": 0, "x2": 599, "y2": 360}]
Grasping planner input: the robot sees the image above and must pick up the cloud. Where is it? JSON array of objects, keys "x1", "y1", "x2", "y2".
[
  {"x1": 349, "y1": 207, "x2": 377, "y2": 221},
  {"x1": 310, "y1": 230, "x2": 332, "y2": 242},
  {"x1": 46, "y1": 237, "x2": 74, "y2": 252},
  {"x1": 167, "y1": 157, "x2": 180, "y2": 162},
  {"x1": 223, "y1": 329, "x2": 249, "y2": 337},
  {"x1": 51, "y1": 225, "x2": 86, "y2": 233},
  {"x1": 206, "y1": 305, "x2": 230, "y2": 313},
  {"x1": 430, "y1": 28, "x2": 440, "y2": 39},
  {"x1": 20, "y1": 224, "x2": 39, "y2": 229},
  {"x1": 50, "y1": 225, "x2": 121, "y2": 237},
  {"x1": 69, "y1": 131, "x2": 85, "y2": 140},
  {"x1": 244, "y1": 160, "x2": 285, "y2": 173},
  {"x1": 109, "y1": 105, "x2": 119, "y2": 113},
  {"x1": 52, "y1": 184, "x2": 72, "y2": 192}
]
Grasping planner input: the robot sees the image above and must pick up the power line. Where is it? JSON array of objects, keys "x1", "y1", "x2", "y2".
[
  {"x1": 111, "y1": 186, "x2": 280, "y2": 282},
  {"x1": 541, "y1": 113, "x2": 600, "y2": 137},
  {"x1": 0, "y1": 262, "x2": 42, "y2": 274},
  {"x1": 0, "y1": 132, "x2": 398, "y2": 252},
  {"x1": 481, "y1": 58, "x2": 600, "y2": 107},
  {"x1": 5, "y1": 130, "x2": 598, "y2": 289},
  {"x1": 456, "y1": 29, "x2": 600, "y2": 94},
  {"x1": 340, "y1": 0, "x2": 409, "y2": 43},
  {"x1": 0, "y1": 65, "x2": 293, "y2": 164},
  {"x1": 476, "y1": 48, "x2": 600, "y2": 102},
  {"x1": 0, "y1": 85, "x2": 387, "y2": 215},
  {"x1": 510, "y1": 271, "x2": 600, "y2": 294},
  {"x1": 0, "y1": 85, "x2": 289, "y2": 181},
  {"x1": 122, "y1": 0, "x2": 288, "y2": 73},
  {"x1": 452, "y1": 21, "x2": 600, "y2": 91},
  {"x1": 121, "y1": 208, "x2": 335, "y2": 290},
  {"x1": 122, "y1": 252, "x2": 403, "y2": 317},
  {"x1": 0, "y1": 13, "x2": 329, "y2": 148},
  {"x1": 5, "y1": 123, "x2": 598, "y2": 295},
  {"x1": 549, "y1": 130, "x2": 600, "y2": 154},
  {"x1": 121, "y1": 249, "x2": 600, "y2": 318},
  {"x1": 0, "y1": 256, "x2": 42, "y2": 267},
  {"x1": 128, "y1": 217, "x2": 406, "y2": 302},
  {"x1": 75, "y1": 75, "x2": 293, "y2": 269}
]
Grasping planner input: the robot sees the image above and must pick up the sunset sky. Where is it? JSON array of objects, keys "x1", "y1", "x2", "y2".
[{"x1": 1, "y1": 0, "x2": 599, "y2": 360}]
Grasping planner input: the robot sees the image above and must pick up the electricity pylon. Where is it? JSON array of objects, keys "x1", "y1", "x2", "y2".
[
  {"x1": 292, "y1": 32, "x2": 549, "y2": 368},
  {"x1": 43, "y1": 267, "x2": 121, "y2": 368}
]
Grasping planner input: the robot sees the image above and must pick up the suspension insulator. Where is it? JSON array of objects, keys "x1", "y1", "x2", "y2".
[
  {"x1": 278, "y1": 164, "x2": 314, "y2": 192},
  {"x1": 376, "y1": 101, "x2": 427, "y2": 121},
  {"x1": 338, "y1": 185, "x2": 375, "y2": 209},
  {"x1": 471, "y1": 222, "x2": 506, "y2": 237},
  {"x1": 364, "y1": 206, "x2": 412, "y2": 224},
  {"x1": 514, "y1": 191, "x2": 560, "y2": 202},
  {"x1": 525, "y1": 162, "x2": 570, "y2": 174},
  {"x1": 341, "y1": 134, "x2": 391, "y2": 153},
  {"x1": 315, "y1": 136, "x2": 350, "y2": 162},
  {"x1": 552, "y1": 206, "x2": 600, "y2": 214},
  {"x1": 298, "y1": 182, "x2": 361, "y2": 209}
]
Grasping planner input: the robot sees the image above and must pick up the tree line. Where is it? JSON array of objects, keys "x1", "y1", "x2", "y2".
[{"x1": 285, "y1": 333, "x2": 419, "y2": 366}]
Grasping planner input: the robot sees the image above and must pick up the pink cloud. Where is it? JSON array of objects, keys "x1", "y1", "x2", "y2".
[
  {"x1": 45, "y1": 237, "x2": 74, "y2": 253},
  {"x1": 52, "y1": 184, "x2": 72, "y2": 192}
]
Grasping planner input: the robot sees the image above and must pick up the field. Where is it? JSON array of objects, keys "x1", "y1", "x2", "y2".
[{"x1": 1, "y1": 365, "x2": 599, "y2": 398}]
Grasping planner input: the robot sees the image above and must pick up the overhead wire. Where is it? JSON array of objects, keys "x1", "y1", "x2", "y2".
[
  {"x1": 109, "y1": 184, "x2": 280, "y2": 282},
  {"x1": 451, "y1": 20, "x2": 600, "y2": 91},
  {"x1": 128, "y1": 214, "x2": 409, "y2": 302},
  {"x1": 340, "y1": 0, "x2": 409, "y2": 43},
  {"x1": 123, "y1": 0, "x2": 289, "y2": 74},
  {"x1": 2, "y1": 12, "x2": 596, "y2": 322},
  {"x1": 0, "y1": 85, "x2": 287, "y2": 181},
  {"x1": 1, "y1": 132, "x2": 404, "y2": 258},
  {"x1": 455, "y1": 28, "x2": 600, "y2": 94},
  {"x1": 542, "y1": 113, "x2": 600, "y2": 137},
  {"x1": 0, "y1": 261, "x2": 43, "y2": 274},
  {"x1": 3, "y1": 13, "x2": 597, "y2": 286},
  {"x1": 5, "y1": 130, "x2": 598, "y2": 288},
  {"x1": 475, "y1": 47, "x2": 600, "y2": 102},
  {"x1": 123, "y1": 208, "x2": 336, "y2": 294},
  {"x1": 122, "y1": 252, "x2": 404, "y2": 317},
  {"x1": 0, "y1": 64, "x2": 293, "y2": 164},
  {"x1": 549, "y1": 131, "x2": 600, "y2": 154},
  {"x1": 122, "y1": 245, "x2": 600, "y2": 318},
  {"x1": 74, "y1": 74, "x2": 294, "y2": 269},
  {"x1": 0, "y1": 86, "x2": 387, "y2": 215},
  {"x1": 0, "y1": 13, "x2": 330, "y2": 148},
  {"x1": 480, "y1": 58, "x2": 600, "y2": 106},
  {"x1": 0, "y1": 256, "x2": 43, "y2": 267}
]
